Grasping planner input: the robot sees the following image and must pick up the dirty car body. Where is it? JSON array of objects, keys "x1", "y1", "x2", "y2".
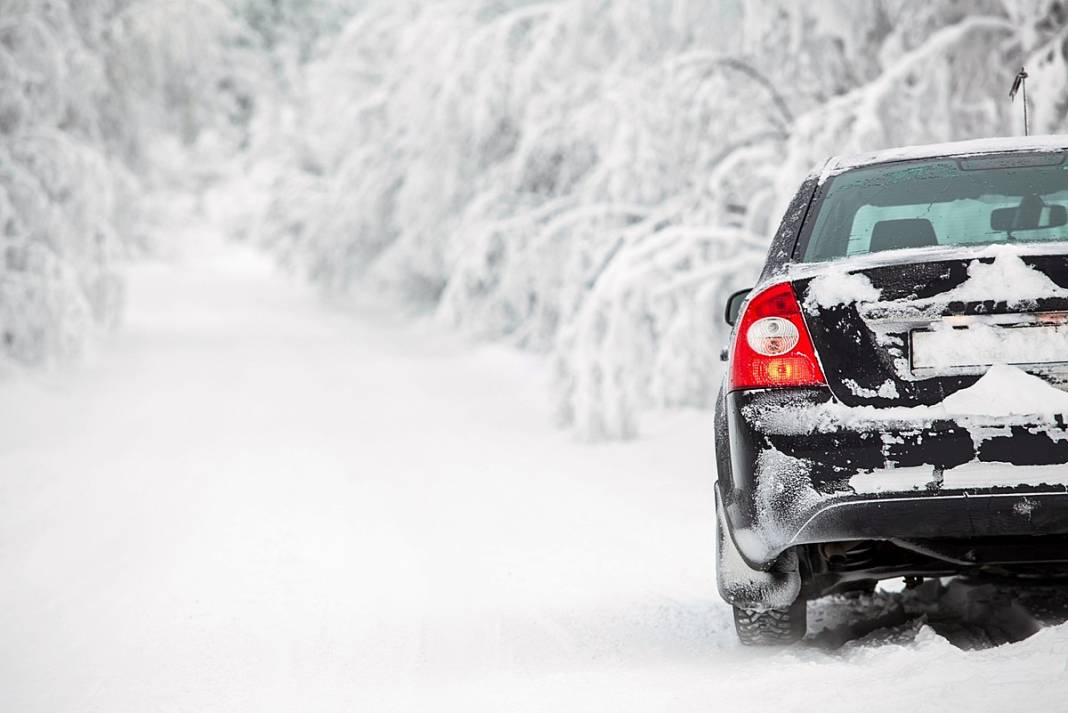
[{"x1": 715, "y1": 136, "x2": 1068, "y2": 643}]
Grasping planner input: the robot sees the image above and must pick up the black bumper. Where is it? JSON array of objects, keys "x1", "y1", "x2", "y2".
[{"x1": 719, "y1": 387, "x2": 1068, "y2": 567}]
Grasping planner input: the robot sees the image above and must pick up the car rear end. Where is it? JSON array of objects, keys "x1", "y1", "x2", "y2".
[{"x1": 716, "y1": 139, "x2": 1068, "y2": 642}]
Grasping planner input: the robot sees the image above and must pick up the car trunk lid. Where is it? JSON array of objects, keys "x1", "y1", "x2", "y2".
[{"x1": 790, "y1": 247, "x2": 1068, "y2": 407}]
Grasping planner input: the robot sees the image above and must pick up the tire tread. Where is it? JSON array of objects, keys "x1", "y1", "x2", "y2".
[{"x1": 733, "y1": 599, "x2": 807, "y2": 646}]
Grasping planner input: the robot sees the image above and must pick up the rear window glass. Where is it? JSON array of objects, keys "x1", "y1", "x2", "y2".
[{"x1": 800, "y1": 152, "x2": 1068, "y2": 262}]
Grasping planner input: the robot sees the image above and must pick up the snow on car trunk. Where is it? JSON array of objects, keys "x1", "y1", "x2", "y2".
[
  {"x1": 790, "y1": 244, "x2": 1068, "y2": 409},
  {"x1": 757, "y1": 364, "x2": 1068, "y2": 435}
]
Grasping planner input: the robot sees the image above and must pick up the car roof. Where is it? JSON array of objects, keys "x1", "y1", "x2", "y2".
[{"x1": 821, "y1": 134, "x2": 1068, "y2": 182}]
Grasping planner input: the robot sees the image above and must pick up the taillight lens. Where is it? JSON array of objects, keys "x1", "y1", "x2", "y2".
[
  {"x1": 730, "y1": 282, "x2": 826, "y2": 390},
  {"x1": 746, "y1": 317, "x2": 799, "y2": 355}
]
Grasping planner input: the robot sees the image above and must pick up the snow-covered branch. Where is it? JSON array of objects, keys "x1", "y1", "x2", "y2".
[
  {"x1": 21, "y1": 0, "x2": 1066, "y2": 438},
  {"x1": 246, "y1": 0, "x2": 1068, "y2": 439}
]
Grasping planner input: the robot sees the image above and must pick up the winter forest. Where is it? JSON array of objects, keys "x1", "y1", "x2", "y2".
[
  {"x1": 7, "y1": 0, "x2": 1068, "y2": 438},
  {"x1": 15, "y1": 1, "x2": 1068, "y2": 709}
]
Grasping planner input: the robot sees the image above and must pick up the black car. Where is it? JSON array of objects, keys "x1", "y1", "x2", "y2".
[{"x1": 715, "y1": 136, "x2": 1068, "y2": 645}]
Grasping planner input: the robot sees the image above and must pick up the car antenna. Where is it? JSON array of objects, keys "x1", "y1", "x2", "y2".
[{"x1": 1010, "y1": 66, "x2": 1029, "y2": 135}]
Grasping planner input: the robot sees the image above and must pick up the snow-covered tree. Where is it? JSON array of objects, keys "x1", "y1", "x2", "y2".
[
  {"x1": 251, "y1": 0, "x2": 1068, "y2": 439},
  {"x1": 0, "y1": 0, "x2": 128, "y2": 366},
  {"x1": 16, "y1": 0, "x2": 1068, "y2": 436},
  {"x1": 0, "y1": 0, "x2": 282, "y2": 367}
]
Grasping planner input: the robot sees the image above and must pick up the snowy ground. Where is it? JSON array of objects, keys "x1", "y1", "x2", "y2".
[{"x1": 3, "y1": 239, "x2": 1068, "y2": 712}]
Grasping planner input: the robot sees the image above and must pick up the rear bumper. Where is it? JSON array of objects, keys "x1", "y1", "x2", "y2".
[
  {"x1": 721, "y1": 387, "x2": 1068, "y2": 566},
  {"x1": 723, "y1": 484, "x2": 1068, "y2": 566}
]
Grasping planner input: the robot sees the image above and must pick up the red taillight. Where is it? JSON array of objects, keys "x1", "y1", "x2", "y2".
[{"x1": 730, "y1": 282, "x2": 826, "y2": 390}]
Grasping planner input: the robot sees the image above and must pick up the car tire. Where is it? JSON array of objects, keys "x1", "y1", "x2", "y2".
[{"x1": 733, "y1": 598, "x2": 807, "y2": 646}]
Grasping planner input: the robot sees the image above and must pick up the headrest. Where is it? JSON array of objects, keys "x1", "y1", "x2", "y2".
[{"x1": 869, "y1": 218, "x2": 938, "y2": 253}]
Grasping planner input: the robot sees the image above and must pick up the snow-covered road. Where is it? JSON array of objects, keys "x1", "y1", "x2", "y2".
[{"x1": 3, "y1": 244, "x2": 1068, "y2": 712}]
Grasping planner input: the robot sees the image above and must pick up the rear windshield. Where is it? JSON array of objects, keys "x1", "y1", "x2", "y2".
[{"x1": 799, "y1": 152, "x2": 1068, "y2": 262}]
